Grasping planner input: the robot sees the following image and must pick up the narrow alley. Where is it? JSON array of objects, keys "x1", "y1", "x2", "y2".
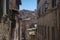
[{"x1": 0, "y1": 0, "x2": 60, "y2": 40}]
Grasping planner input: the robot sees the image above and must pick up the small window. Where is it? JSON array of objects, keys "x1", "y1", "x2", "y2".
[
  {"x1": 45, "y1": 7, "x2": 48, "y2": 13},
  {"x1": 52, "y1": 27, "x2": 55, "y2": 40},
  {"x1": 48, "y1": 27, "x2": 50, "y2": 40},
  {"x1": 38, "y1": 8, "x2": 41, "y2": 18},
  {"x1": 52, "y1": 0, "x2": 56, "y2": 8},
  {"x1": 42, "y1": 1, "x2": 48, "y2": 14},
  {"x1": 44, "y1": 1, "x2": 48, "y2": 13}
]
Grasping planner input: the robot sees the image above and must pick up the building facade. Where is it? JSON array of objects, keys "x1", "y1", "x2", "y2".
[
  {"x1": 0, "y1": 0, "x2": 21, "y2": 40},
  {"x1": 37, "y1": 0, "x2": 60, "y2": 40},
  {"x1": 9, "y1": 0, "x2": 21, "y2": 40},
  {"x1": 0, "y1": 0, "x2": 9, "y2": 40}
]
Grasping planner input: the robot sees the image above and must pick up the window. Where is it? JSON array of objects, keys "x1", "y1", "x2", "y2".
[
  {"x1": 52, "y1": 27, "x2": 55, "y2": 40},
  {"x1": 52, "y1": 0, "x2": 56, "y2": 8},
  {"x1": 44, "y1": 26, "x2": 46, "y2": 38},
  {"x1": 6, "y1": 0, "x2": 9, "y2": 14},
  {"x1": 42, "y1": 6, "x2": 44, "y2": 14},
  {"x1": 48, "y1": 27, "x2": 50, "y2": 40},
  {"x1": 38, "y1": 8, "x2": 41, "y2": 18},
  {"x1": 42, "y1": 1, "x2": 48, "y2": 14},
  {"x1": 44, "y1": 1, "x2": 48, "y2": 13},
  {"x1": 45, "y1": 8, "x2": 47, "y2": 12},
  {"x1": 22, "y1": 33, "x2": 25, "y2": 40},
  {"x1": 0, "y1": 0, "x2": 3, "y2": 22},
  {"x1": 37, "y1": 0, "x2": 40, "y2": 4}
]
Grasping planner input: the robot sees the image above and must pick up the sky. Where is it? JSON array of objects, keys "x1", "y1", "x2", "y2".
[{"x1": 19, "y1": 0, "x2": 37, "y2": 11}]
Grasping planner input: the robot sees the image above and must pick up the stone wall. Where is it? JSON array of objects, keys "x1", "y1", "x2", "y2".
[{"x1": 37, "y1": 0, "x2": 59, "y2": 40}]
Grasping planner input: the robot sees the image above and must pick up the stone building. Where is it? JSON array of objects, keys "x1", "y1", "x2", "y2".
[
  {"x1": 0, "y1": 0, "x2": 21, "y2": 40},
  {"x1": 0, "y1": 0, "x2": 10, "y2": 40},
  {"x1": 9, "y1": 0, "x2": 21, "y2": 40},
  {"x1": 37, "y1": 0, "x2": 60, "y2": 40},
  {"x1": 20, "y1": 10, "x2": 37, "y2": 40}
]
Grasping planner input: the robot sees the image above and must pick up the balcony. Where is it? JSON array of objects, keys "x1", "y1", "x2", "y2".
[
  {"x1": 27, "y1": 24, "x2": 37, "y2": 35},
  {"x1": 27, "y1": 28, "x2": 37, "y2": 35}
]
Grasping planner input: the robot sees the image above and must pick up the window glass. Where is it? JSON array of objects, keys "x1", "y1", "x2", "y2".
[
  {"x1": 52, "y1": 0, "x2": 56, "y2": 8},
  {"x1": 52, "y1": 27, "x2": 55, "y2": 40}
]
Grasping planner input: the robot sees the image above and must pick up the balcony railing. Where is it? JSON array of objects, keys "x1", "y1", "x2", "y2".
[{"x1": 27, "y1": 27, "x2": 37, "y2": 35}]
